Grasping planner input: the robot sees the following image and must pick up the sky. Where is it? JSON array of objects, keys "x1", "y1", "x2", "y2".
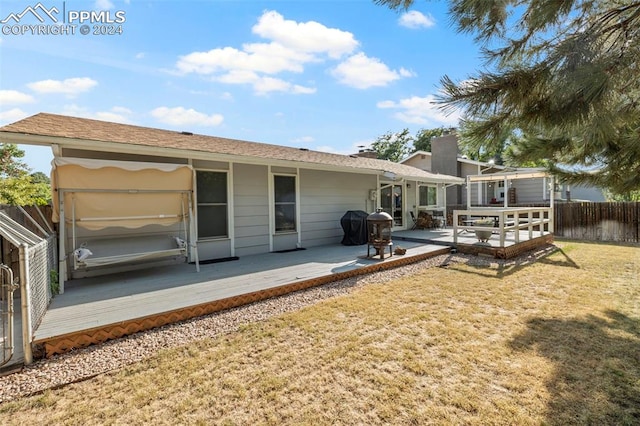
[{"x1": 0, "y1": 0, "x2": 483, "y2": 174}]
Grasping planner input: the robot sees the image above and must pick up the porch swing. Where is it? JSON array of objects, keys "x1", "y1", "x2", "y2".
[{"x1": 52, "y1": 158, "x2": 200, "y2": 291}]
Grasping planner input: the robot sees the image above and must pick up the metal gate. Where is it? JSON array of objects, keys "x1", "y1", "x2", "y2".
[{"x1": 1, "y1": 264, "x2": 18, "y2": 367}]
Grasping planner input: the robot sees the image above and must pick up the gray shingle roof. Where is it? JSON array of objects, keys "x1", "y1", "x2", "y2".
[{"x1": 0, "y1": 113, "x2": 463, "y2": 184}]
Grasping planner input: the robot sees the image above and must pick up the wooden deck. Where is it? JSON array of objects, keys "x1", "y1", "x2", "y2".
[
  {"x1": 32, "y1": 241, "x2": 451, "y2": 357},
  {"x1": 19, "y1": 226, "x2": 553, "y2": 360},
  {"x1": 394, "y1": 227, "x2": 554, "y2": 259}
]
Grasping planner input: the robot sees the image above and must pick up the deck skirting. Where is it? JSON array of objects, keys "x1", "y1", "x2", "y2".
[
  {"x1": 36, "y1": 247, "x2": 451, "y2": 357},
  {"x1": 456, "y1": 234, "x2": 554, "y2": 259}
]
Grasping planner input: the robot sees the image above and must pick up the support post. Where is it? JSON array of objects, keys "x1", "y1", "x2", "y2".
[{"x1": 19, "y1": 244, "x2": 33, "y2": 365}]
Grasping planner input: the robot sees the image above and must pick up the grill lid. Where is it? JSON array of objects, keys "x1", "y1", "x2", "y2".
[{"x1": 367, "y1": 208, "x2": 393, "y2": 222}]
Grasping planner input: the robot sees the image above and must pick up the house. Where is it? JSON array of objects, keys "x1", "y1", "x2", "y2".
[
  {"x1": 0, "y1": 113, "x2": 463, "y2": 288},
  {"x1": 401, "y1": 134, "x2": 606, "y2": 205}
]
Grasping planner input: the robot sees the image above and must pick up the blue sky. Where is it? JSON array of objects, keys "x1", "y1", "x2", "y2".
[{"x1": 0, "y1": 0, "x2": 482, "y2": 174}]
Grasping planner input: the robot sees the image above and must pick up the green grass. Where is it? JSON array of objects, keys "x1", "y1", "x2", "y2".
[{"x1": 1, "y1": 240, "x2": 639, "y2": 425}]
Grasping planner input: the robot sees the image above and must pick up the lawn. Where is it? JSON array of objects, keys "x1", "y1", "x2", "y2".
[{"x1": 1, "y1": 241, "x2": 639, "y2": 425}]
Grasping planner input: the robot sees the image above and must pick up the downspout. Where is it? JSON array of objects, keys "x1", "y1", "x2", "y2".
[{"x1": 19, "y1": 243, "x2": 33, "y2": 365}]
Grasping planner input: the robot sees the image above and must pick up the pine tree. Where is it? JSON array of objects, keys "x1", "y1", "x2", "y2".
[{"x1": 377, "y1": 0, "x2": 640, "y2": 193}]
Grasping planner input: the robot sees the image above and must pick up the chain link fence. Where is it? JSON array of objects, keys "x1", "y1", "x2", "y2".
[
  {"x1": 26, "y1": 235, "x2": 56, "y2": 333},
  {"x1": 0, "y1": 205, "x2": 56, "y2": 364}
]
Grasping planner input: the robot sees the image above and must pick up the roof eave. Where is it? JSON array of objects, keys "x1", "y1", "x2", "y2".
[{"x1": 2, "y1": 130, "x2": 458, "y2": 182}]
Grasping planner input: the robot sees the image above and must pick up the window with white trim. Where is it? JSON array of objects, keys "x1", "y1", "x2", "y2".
[
  {"x1": 274, "y1": 175, "x2": 296, "y2": 232},
  {"x1": 196, "y1": 171, "x2": 228, "y2": 239},
  {"x1": 418, "y1": 185, "x2": 437, "y2": 207}
]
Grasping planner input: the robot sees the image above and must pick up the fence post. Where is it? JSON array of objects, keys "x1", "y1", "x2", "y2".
[{"x1": 19, "y1": 243, "x2": 33, "y2": 365}]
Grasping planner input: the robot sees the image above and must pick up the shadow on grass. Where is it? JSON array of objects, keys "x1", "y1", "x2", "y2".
[
  {"x1": 440, "y1": 244, "x2": 578, "y2": 279},
  {"x1": 535, "y1": 247, "x2": 580, "y2": 269},
  {"x1": 510, "y1": 310, "x2": 640, "y2": 425}
]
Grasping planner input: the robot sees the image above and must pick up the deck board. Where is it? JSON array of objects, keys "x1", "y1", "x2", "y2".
[
  {"x1": 34, "y1": 241, "x2": 444, "y2": 342},
  {"x1": 27, "y1": 227, "x2": 552, "y2": 358}
]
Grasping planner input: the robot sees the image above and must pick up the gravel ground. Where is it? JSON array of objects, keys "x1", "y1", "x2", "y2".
[{"x1": 0, "y1": 247, "x2": 554, "y2": 404}]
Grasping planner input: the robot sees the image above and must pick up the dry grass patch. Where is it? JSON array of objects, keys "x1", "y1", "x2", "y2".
[{"x1": 1, "y1": 241, "x2": 639, "y2": 425}]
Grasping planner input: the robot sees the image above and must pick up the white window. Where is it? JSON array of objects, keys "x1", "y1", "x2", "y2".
[
  {"x1": 274, "y1": 175, "x2": 296, "y2": 232},
  {"x1": 418, "y1": 185, "x2": 437, "y2": 207},
  {"x1": 495, "y1": 181, "x2": 505, "y2": 201},
  {"x1": 196, "y1": 171, "x2": 228, "y2": 239}
]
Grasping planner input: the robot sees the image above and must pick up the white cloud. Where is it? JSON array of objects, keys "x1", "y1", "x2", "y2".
[
  {"x1": 176, "y1": 10, "x2": 358, "y2": 95},
  {"x1": 151, "y1": 106, "x2": 224, "y2": 127},
  {"x1": 214, "y1": 71, "x2": 316, "y2": 95},
  {"x1": 377, "y1": 94, "x2": 460, "y2": 126},
  {"x1": 94, "y1": 106, "x2": 132, "y2": 123},
  {"x1": 399, "y1": 68, "x2": 416, "y2": 77},
  {"x1": 0, "y1": 90, "x2": 35, "y2": 104},
  {"x1": 94, "y1": 0, "x2": 114, "y2": 10},
  {"x1": 251, "y1": 76, "x2": 315, "y2": 95},
  {"x1": 291, "y1": 136, "x2": 315, "y2": 144},
  {"x1": 0, "y1": 108, "x2": 29, "y2": 125},
  {"x1": 399, "y1": 11, "x2": 436, "y2": 29},
  {"x1": 111, "y1": 106, "x2": 133, "y2": 114},
  {"x1": 252, "y1": 10, "x2": 358, "y2": 59},
  {"x1": 331, "y1": 53, "x2": 409, "y2": 89},
  {"x1": 61, "y1": 104, "x2": 132, "y2": 123},
  {"x1": 135, "y1": 52, "x2": 145, "y2": 59},
  {"x1": 177, "y1": 44, "x2": 314, "y2": 76},
  {"x1": 93, "y1": 111, "x2": 131, "y2": 123},
  {"x1": 315, "y1": 141, "x2": 364, "y2": 155},
  {"x1": 27, "y1": 77, "x2": 97, "y2": 97}
]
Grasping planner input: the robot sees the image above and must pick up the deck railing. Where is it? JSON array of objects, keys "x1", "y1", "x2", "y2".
[{"x1": 453, "y1": 207, "x2": 553, "y2": 247}]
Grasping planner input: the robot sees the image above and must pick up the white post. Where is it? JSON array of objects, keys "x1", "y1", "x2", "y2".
[
  {"x1": 188, "y1": 192, "x2": 200, "y2": 273},
  {"x1": 19, "y1": 244, "x2": 33, "y2": 365},
  {"x1": 549, "y1": 176, "x2": 555, "y2": 234},
  {"x1": 453, "y1": 210, "x2": 459, "y2": 244},
  {"x1": 499, "y1": 211, "x2": 505, "y2": 247},
  {"x1": 503, "y1": 177, "x2": 508, "y2": 208},
  {"x1": 58, "y1": 190, "x2": 66, "y2": 294},
  {"x1": 443, "y1": 184, "x2": 448, "y2": 227},
  {"x1": 477, "y1": 163, "x2": 482, "y2": 206}
]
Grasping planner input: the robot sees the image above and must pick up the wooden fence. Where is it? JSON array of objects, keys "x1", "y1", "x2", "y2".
[{"x1": 554, "y1": 202, "x2": 640, "y2": 243}]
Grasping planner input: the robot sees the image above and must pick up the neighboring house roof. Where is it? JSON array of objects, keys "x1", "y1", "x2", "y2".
[
  {"x1": 402, "y1": 150, "x2": 507, "y2": 170},
  {"x1": 0, "y1": 113, "x2": 463, "y2": 185},
  {"x1": 402, "y1": 149, "x2": 547, "y2": 175}
]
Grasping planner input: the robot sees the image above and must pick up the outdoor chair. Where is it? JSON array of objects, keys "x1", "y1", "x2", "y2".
[
  {"x1": 432, "y1": 210, "x2": 445, "y2": 229},
  {"x1": 410, "y1": 211, "x2": 419, "y2": 230}
]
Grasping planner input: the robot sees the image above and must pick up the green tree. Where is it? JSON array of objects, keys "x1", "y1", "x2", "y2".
[
  {"x1": 0, "y1": 143, "x2": 28, "y2": 177},
  {"x1": 605, "y1": 190, "x2": 640, "y2": 202},
  {"x1": 376, "y1": 0, "x2": 640, "y2": 193},
  {"x1": 371, "y1": 128, "x2": 413, "y2": 162},
  {"x1": 0, "y1": 144, "x2": 51, "y2": 206},
  {"x1": 412, "y1": 127, "x2": 454, "y2": 153}
]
